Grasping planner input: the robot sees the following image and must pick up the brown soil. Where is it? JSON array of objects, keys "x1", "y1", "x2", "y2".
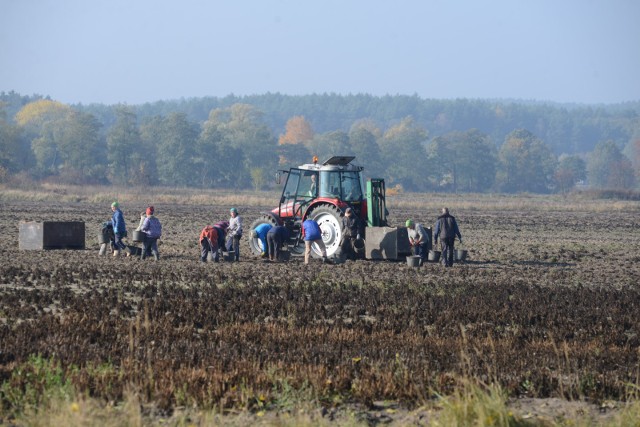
[{"x1": 1, "y1": 199, "x2": 639, "y2": 423}]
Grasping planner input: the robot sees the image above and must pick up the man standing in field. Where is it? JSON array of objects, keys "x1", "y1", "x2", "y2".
[
  {"x1": 340, "y1": 207, "x2": 364, "y2": 260},
  {"x1": 433, "y1": 207, "x2": 462, "y2": 267}
]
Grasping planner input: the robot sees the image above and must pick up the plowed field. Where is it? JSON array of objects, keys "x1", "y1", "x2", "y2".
[{"x1": 1, "y1": 197, "x2": 639, "y2": 416}]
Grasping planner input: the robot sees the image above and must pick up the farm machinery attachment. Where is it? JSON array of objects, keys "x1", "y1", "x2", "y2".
[{"x1": 248, "y1": 156, "x2": 413, "y2": 261}]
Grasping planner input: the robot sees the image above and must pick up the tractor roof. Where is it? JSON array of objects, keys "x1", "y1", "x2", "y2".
[{"x1": 297, "y1": 156, "x2": 362, "y2": 172}]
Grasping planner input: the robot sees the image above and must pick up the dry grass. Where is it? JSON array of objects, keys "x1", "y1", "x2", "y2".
[
  {"x1": 2, "y1": 183, "x2": 639, "y2": 213},
  {"x1": 10, "y1": 383, "x2": 640, "y2": 427}
]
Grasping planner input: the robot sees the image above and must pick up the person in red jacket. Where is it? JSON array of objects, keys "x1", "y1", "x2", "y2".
[{"x1": 199, "y1": 225, "x2": 219, "y2": 263}]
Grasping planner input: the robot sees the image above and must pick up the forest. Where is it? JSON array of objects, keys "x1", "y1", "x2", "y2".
[{"x1": 0, "y1": 91, "x2": 638, "y2": 193}]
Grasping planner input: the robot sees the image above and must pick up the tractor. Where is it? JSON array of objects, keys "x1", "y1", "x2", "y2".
[{"x1": 248, "y1": 155, "x2": 407, "y2": 260}]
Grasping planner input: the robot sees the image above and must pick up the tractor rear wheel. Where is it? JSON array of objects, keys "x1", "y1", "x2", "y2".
[
  {"x1": 309, "y1": 204, "x2": 343, "y2": 258},
  {"x1": 248, "y1": 215, "x2": 278, "y2": 255}
]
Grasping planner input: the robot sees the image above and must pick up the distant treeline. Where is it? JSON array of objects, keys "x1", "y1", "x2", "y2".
[{"x1": 0, "y1": 91, "x2": 638, "y2": 193}]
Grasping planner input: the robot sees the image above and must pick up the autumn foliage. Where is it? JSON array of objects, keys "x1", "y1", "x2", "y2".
[{"x1": 278, "y1": 116, "x2": 314, "y2": 145}]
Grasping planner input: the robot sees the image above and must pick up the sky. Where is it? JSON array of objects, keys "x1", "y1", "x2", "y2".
[{"x1": 1, "y1": 0, "x2": 639, "y2": 105}]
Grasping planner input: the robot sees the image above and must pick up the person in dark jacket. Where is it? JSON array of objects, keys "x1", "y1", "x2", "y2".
[
  {"x1": 340, "y1": 207, "x2": 364, "y2": 260},
  {"x1": 433, "y1": 207, "x2": 462, "y2": 267},
  {"x1": 212, "y1": 220, "x2": 228, "y2": 262},
  {"x1": 109, "y1": 201, "x2": 127, "y2": 256},
  {"x1": 140, "y1": 206, "x2": 162, "y2": 261},
  {"x1": 267, "y1": 225, "x2": 290, "y2": 262}
]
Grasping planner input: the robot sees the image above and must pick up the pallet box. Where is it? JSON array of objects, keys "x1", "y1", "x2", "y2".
[{"x1": 19, "y1": 221, "x2": 85, "y2": 250}]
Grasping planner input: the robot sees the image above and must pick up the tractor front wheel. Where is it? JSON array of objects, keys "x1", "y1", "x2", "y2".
[{"x1": 309, "y1": 205, "x2": 343, "y2": 258}]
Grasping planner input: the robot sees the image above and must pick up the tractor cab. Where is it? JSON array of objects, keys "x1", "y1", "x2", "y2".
[
  {"x1": 249, "y1": 155, "x2": 401, "y2": 261},
  {"x1": 275, "y1": 156, "x2": 365, "y2": 222},
  {"x1": 249, "y1": 155, "x2": 393, "y2": 259}
]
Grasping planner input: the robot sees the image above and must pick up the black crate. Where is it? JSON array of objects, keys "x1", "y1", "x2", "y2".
[{"x1": 19, "y1": 221, "x2": 85, "y2": 250}]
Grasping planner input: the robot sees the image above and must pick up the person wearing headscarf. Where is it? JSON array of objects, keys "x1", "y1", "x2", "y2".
[{"x1": 140, "y1": 206, "x2": 162, "y2": 261}]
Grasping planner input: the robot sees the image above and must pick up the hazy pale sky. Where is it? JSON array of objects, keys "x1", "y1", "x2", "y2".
[{"x1": 1, "y1": 0, "x2": 638, "y2": 105}]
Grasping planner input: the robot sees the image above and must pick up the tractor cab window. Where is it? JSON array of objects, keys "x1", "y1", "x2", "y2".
[
  {"x1": 319, "y1": 171, "x2": 342, "y2": 198},
  {"x1": 341, "y1": 171, "x2": 363, "y2": 202},
  {"x1": 318, "y1": 171, "x2": 363, "y2": 201},
  {"x1": 301, "y1": 171, "x2": 318, "y2": 198},
  {"x1": 282, "y1": 169, "x2": 300, "y2": 201}
]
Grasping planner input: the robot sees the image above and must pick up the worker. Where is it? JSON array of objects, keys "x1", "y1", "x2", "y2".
[
  {"x1": 126, "y1": 211, "x2": 147, "y2": 257},
  {"x1": 212, "y1": 220, "x2": 228, "y2": 262},
  {"x1": 302, "y1": 218, "x2": 328, "y2": 264},
  {"x1": 267, "y1": 225, "x2": 290, "y2": 262},
  {"x1": 305, "y1": 173, "x2": 318, "y2": 198},
  {"x1": 140, "y1": 206, "x2": 162, "y2": 261},
  {"x1": 99, "y1": 222, "x2": 114, "y2": 256},
  {"x1": 199, "y1": 225, "x2": 219, "y2": 263},
  {"x1": 251, "y1": 222, "x2": 272, "y2": 258},
  {"x1": 226, "y1": 208, "x2": 243, "y2": 261},
  {"x1": 433, "y1": 207, "x2": 463, "y2": 267},
  {"x1": 340, "y1": 207, "x2": 364, "y2": 260},
  {"x1": 108, "y1": 201, "x2": 127, "y2": 256},
  {"x1": 406, "y1": 219, "x2": 430, "y2": 264}
]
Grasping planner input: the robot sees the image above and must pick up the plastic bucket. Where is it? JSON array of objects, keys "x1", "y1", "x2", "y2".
[
  {"x1": 127, "y1": 246, "x2": 142, "y2": 256},
  {"x1": 132, "y1": 230, "x2": 145, "y2": 243},
  {"x1": 455, "y1": 249, "x2": 468, "y2": 261},
  {"x1": 428, "y1": 250, "x2": 441, "y2": 262},
  {"x1": 223, "y1": 251, "x2": 235, "y2": 262},
  {"x1": 353, "y1": 238, "x2": 365, "y2": 255},
  {"x1": 97, "y1": 231, "x2": 110, "y2": 244},
  {"x1": 277, "y1": 250, "x2": 291, "y2": 261},
  {"x1": 406, "y1": 255, "x2": 421, "y2": 267}
]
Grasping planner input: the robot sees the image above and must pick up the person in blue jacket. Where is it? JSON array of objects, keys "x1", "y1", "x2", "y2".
[
  {"x1": 251, "y1": 222, "x2": 272, "y2": 258},
  {"x1": 267, "y1": 225, "x2": 290, "y2": 262},
  {"x1": 302, "y1": 218, "x2": 328, "y2": 264},
  {"x1": 109, "y1": 201, "x2": 127, "y2": 256}
]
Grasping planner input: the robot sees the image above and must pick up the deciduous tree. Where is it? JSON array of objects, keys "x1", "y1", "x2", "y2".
[
  {"x1": 588, "y1": 140, "x2": 635, "y2": 190},
  {"x1": 496, "y1": 129, "x2": 557, "y2": 193},
  {"x1": 278, "y1": 116, "x2": 314, "y2": 145},
  {"x1": 554, "y1": 154, "x2": 586, "y2": 194},
  {"x1": 156, "y1": 113, "x2": 198, "y2": 187},
  {"x1": 107, "y1": 106, "x2": 142, "y2": 185},
  {"x1": 378, "y1": 117, "x2": 428, "y2": 191},
  {"x1": 427, "y1": 129, "x2": 496, "y2": 192}
]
